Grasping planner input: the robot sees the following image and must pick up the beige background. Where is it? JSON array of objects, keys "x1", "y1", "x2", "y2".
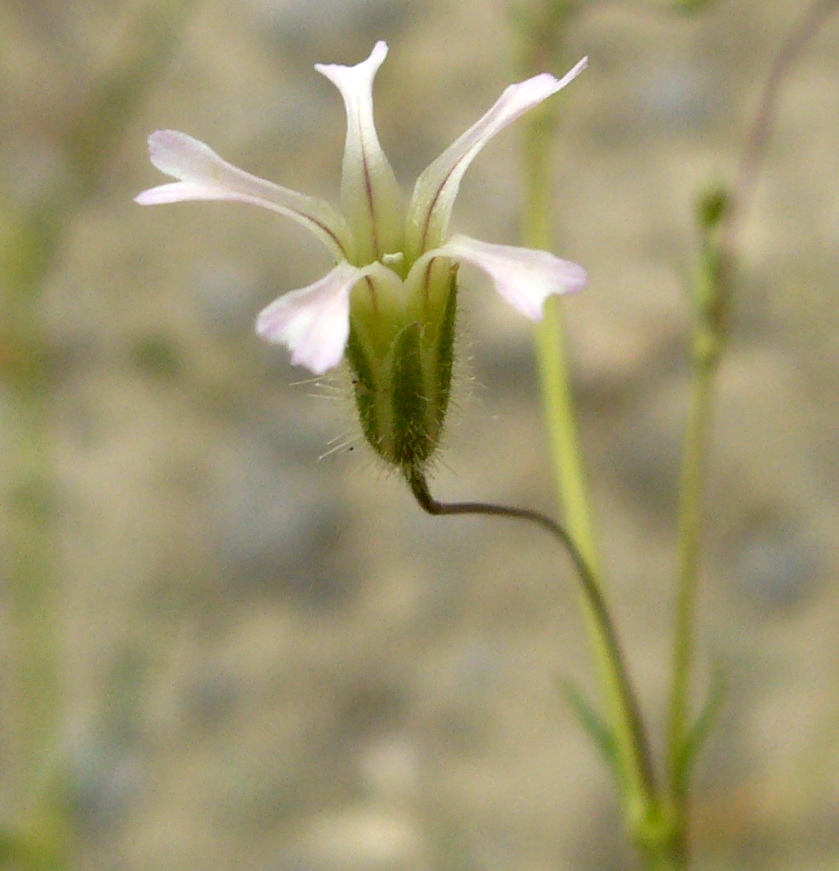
[{"x1": 2, "y1": 0, "x2": 839, "y2": 868}]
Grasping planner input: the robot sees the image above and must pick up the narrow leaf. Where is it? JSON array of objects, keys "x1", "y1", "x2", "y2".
[
  {"x1": 560, "y1": 678, "x2": 620, "y2": 777},
  {"x1": 675, "y1": 668, "x2": 726, "y2": 795}
]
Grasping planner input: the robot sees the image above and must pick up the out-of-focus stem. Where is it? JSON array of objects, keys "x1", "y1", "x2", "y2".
[
  {"x1": 1, "y1": 190, "x2": 55, "y2": 771},
  {"x1": 666, "y1": 319, "x2": 719, "y2": 811},
  {"x1": 1, "y1": 1, "x2": 199, "y2": 860},
  {"x1": 519, "y1": 45, "x2": 660, "y2": 836},
  {"x1": 666, "y1": 0, "x2": 839, "y2": 818},
  {"x1": 725, "y1": 0, "x2": 839, "y2": 260},
  {"x1": 523, "y1": 94, "x2": 601, "y2": 581}
]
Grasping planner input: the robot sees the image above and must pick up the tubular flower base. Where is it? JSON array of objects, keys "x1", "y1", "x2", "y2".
[{"x1": 137, "y1": 43, "x2": 587, "y2": 476}]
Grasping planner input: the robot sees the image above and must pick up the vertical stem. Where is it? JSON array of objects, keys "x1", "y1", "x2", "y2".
[
  {"x1": 4, "y1": 393, "x2": 68, "y2": 862},
  {"x1": 523, "y1": 95, "x2": 601, "y2": 576},
  {"x1": 666, "y1": 337, "x2": 718, "y2": 805},
  {"x1": 666, "y1": 0, "x2": 839, "y2": 817},
  {"x1": 534, "y1": 306, "x2": 599, "y2": 571},
  {"x1": 0, "y1": 215, "x2": 59, "y2": 810},
  {"x1": 521, "y1": 64, "x2": 659, "y2": 830},
  {"x1": 0, "y1": 4, "x2": 199, "y2": 862},
  {"x1": 522, "y1": 44, "x2": 600, "y2": 575},
  {"x1": 1, "y1": 215, "x2": 67, "y2": 863}
]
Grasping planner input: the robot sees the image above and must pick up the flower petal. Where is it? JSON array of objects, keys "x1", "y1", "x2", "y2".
[
  {"x1": 406, "y1": 57, "x2": 587, "y2": 259},
  {"x1": 135, "y1": 130, "x2": 354, "y2": 262},
  {"x1": 255, "y1": 261, "x2": 365, "y2": 374},
  {"x1": 316, "y1": 42, "x2": 403, "y2": 264},
  {"x1": 426, "y1": 233, "x2": 586, "y2": 320}
]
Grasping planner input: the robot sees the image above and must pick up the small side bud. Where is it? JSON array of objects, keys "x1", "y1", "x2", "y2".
[{"x1": 696, "y1": 186, "x2": 730, "y2": 232}]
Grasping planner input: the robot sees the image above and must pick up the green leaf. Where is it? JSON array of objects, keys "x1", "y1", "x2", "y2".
[
  {"x1": 560, "y1": 679, "x2": 620, "y2": 777},
  {"x1": 675, "y1": 669, "x2": 726, "y2": 795}
]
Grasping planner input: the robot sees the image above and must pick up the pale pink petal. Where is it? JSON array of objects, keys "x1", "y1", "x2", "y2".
[
  {"x1": 406, "y1": 57, "x2": 587, "y2": 259},
  {"x1": 135, "y1": 181, "x2": 226, "y2": 204},
  {"x1": 255, "y1": 262, "x2": 364, "y2": 374},
  {"x1": 135, "y1": 130, "x2": 353, "y2": 261},
  {"x1": 316, "y1": 42, "x2": 403, "y2": 262},
  {"x1": 425, "y1": 233, "x2": 586, "y2": 320}
]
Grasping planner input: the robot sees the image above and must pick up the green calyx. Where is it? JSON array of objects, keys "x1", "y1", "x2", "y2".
[{"x1": 346, "y1": 265, "x2": 458, "y2": 478}]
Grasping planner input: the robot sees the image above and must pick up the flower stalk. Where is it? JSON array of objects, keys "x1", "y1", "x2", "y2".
[{"x1": 408, "y1": 473, "x2": 656, "y2": 795}]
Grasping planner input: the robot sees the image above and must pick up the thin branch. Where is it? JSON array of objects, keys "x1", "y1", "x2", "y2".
[{"x1": 725, "y1": 0, "x2": 839, "y2": 256}]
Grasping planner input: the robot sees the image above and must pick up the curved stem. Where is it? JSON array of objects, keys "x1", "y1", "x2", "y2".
[
  {"x1": 724, "y1": 0, "x2": 839, "y2": 260},
  {"x1": 408, "y1": 469, "x2": 657, "y2": 803}
]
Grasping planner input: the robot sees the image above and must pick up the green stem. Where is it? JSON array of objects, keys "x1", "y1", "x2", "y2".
[
  {"x1": 521, "y1": 60, "x2": 658, "y2": 826},
  {"x1": 3, "y1": 386, "x2": 70, "y2": 863},
  {"x1": 1, "y1": 200, "x2": 58, "y2": 798},
  {"x1": 665, "y1": 0, "x2": 839, "y2": 820},
  {"x1": 521, "y1": 85, "x2": 600, "y2": 575},
  {"x1": 666, "y1": 329, "x2": 719, "y2": 806},
  {"x1": 0, "y1": 2, "x2": 199, "y2": 860},
  {"x1": 514, "y1": 11, "x2": 583, "y2": 498},
  {"x1": 534, "y1": 306, "x2": 599, "y2": 570}
]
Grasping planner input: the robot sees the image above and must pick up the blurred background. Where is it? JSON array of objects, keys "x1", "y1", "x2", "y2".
[{"x1": 1, "y1": 0, "x2": 839, "y2": 868}]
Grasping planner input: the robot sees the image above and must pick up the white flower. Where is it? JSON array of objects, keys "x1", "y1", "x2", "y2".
[
  {"x1": 137, "y1": 43, "x2": 587, "y2": 474},
  {"x1": 136, "y1": 43, "x2": 587, "y2": 375}
]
